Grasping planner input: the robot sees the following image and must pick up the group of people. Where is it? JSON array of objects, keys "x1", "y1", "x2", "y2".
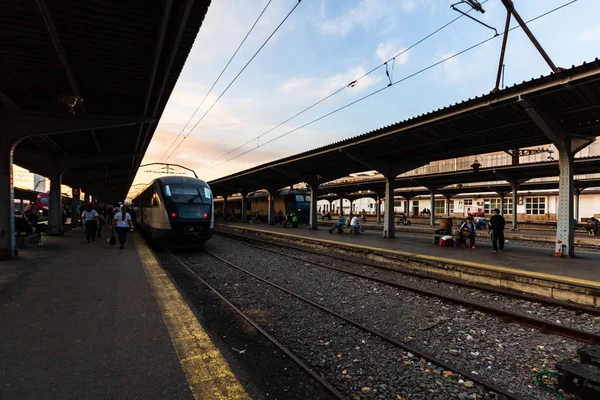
[
  {"x1": 328, "y1": 214, "x2": 363, "y2": 234},
  {"x1": 78, "y1": 202, "x2": 134, "y2": 249},
  {"x1": 437, "y1": 208, "x2": 506, "y2": 251},
  {"x1": 277, "y1": 210, "x2": 299, "y2": 228}
]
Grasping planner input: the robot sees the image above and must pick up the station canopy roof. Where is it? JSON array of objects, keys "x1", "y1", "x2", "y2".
[
  {"x1": 1, "y1": 0, "x2": 211, "y2": 202},
  {"x1": 209, "y1": 59, "x2": 600, "y2": 196},
  {"x1": 318, "y1": 156, "x2": 600, "y2": 196}
]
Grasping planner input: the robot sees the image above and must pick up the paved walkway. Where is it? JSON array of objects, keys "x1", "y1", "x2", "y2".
[
  {"x1": 315, "y1": 219, "x2": 600, "y2": 244},
  {"x1": 219, "y1": 222, "x2": 600, "y2": 287},
  {"x1": 0, "y1": 230, "x2": 248, "y2": 400}
]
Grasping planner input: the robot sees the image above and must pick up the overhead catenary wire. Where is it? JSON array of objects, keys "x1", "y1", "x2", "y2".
[
  {"x1": 201, "y1": 0, "x2": 490, "y2": 167},
  {"x1": 210, "y1": 0, "x2": 578, "y2": 170},
  {"x1": 164, "y1": 0, "x2": 303, "y2": 162},
  {"x1": 159, "y1": 0, "x2": 273, "y2": 162}
]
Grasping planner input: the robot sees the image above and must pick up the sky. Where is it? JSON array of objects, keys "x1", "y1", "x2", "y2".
[{"x1": 12, "y1": 0, "x2": 600, "y2": 199}]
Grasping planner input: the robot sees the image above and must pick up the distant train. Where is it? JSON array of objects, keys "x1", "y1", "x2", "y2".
[
  {"x1": 132, "y1": 176, "x2": 214, "y2": 245},
  {"x1": 214, "y1": 189, "x2": 310, "y2": 223}
]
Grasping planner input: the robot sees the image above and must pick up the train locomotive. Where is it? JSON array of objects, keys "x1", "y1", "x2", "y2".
[
  {"x1": 132, "y1": 176, "x2": 214, "y2": 245},
  {"x1": 214, "y1": 189, "x2": 310, "y2": 223}
]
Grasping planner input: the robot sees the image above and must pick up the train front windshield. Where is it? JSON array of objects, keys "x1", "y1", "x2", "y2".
[
  {"x1": 162, "y1": 184, "x2": 212, "y2": 204},
  {"x1": 162, "y1": 184, "x2": 212, "y2": 220}
]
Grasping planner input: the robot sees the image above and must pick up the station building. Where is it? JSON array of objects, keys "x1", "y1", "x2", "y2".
[{"x1": 319, "y1": 139, "x2": 600, "y2": 222}]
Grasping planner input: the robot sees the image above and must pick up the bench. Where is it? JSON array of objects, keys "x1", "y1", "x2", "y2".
[{"x1": 16, "y1": 232, "x2": 41, "y2": 249}]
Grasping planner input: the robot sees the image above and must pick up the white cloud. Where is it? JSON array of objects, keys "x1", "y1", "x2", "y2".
[
  {"x1": 376, "y1": 40, "x2": 409, "y2": 64},
  {"x1": 278, "y1": 65, "x2": 383, "y2": 98},
  {"x1": 279, "y1": 78, "x2": 316, "y2": 92},
  {"x1": 316, "y1": 0, "x2": 398, "y2": 37},
  {"x1": 578, "y1": 27, "x2": 600, "y2": 43}
]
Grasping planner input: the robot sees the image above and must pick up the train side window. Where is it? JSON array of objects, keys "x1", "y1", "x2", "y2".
[{"x1": 295, "y1": 195, "x2": 304, "y2": 202}]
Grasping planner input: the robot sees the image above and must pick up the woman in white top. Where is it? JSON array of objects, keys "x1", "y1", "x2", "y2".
[
  {"x1": 81, "y1": 203, "x2": 99, "y2": 243},
  {"x1": 112, "y1": 205, "x2": 134, "y2": 249}
]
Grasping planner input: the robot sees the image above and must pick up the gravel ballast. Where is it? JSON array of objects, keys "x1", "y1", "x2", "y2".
[
  {"x1": 179, "y1": 236, "x2": 589, "y2": 399},
  {"x1": 228, "y1": 234, "x2": 600, "y2": 334}
]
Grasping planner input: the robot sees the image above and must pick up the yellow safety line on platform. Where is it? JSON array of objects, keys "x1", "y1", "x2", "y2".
[
  {"x1": 134, "y1": 236, "x2": 251, "y2": 400},
  {"x1": 222, "y1": 224, "x2": 600, "y2": 289}
]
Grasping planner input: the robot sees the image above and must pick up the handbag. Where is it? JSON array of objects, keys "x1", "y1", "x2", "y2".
[{"x1": 108, "y1": 234, "x2": 116, "y2": 246}]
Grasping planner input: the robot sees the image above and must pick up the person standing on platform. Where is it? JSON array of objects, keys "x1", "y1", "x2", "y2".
[
  {"x1": 82, "y1": 202, "x2": 99, "y2": 243},
  {"x1": 488, "y1": 208, "x2": 506, "y2": 252},
  {"x1": 112, "y1": 205, "x2": 134, "y2": 250}
]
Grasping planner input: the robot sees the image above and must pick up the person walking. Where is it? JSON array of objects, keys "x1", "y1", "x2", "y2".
[
  {"x1": 112, "y1": 205, "x2": 134, "y2": 249},
  {"x1": 82, "y1": 202, "x2": 99, "y2": 243},
  {"x1": 488, "y1": 208, "x2": 506, "y2": 252}
]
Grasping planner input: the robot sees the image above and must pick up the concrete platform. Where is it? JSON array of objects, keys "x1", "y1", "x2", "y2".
[
  {"x1": 315, "y1": 219, "x2": 600, "y2": 246},
  {"x1": 0, "y1": 230, "x2": 249, "y2": 400},
  {"x1": 217, "y1": 222, "x2": 600, "y2": 307}
]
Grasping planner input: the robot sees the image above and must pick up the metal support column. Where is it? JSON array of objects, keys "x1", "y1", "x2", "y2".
[
  {"x1": 0, "y1": 136, "x2": 16, "y2": 259},
  {"x1": 222, "y1": 196, "x2": 228, "y2": 220},
  {"x1": 375, "y1": 194, "x2": 381, "y2": 224},
  {"x1": 519, "y1": 97, "x2": 594, "y2": 256},
  {"x1": 383, "y1": 175, "x2": 395, "y2": 238},
  {"x1": 574, "y1": 191, "x2": 580, "y2": 223},
  {"x1": 339, "y1": 196, "x2": 345, "y2": 216},
  {"x1": 510, "y1": 180, "x2": 519, "y2": 231},
  {"x1": 444, "y1": 194, "x2": 453, "y2": 216},
  {"x1": 240, "y1": 192, "x2": 248, "y2": 222},
  {"x1": 308, "y1": 182, "x2": 319, "y2": 230},
  {"x1": 555, "y1": 149, "x2": 575, "y2": 256},
  {"x1": 429, "y1": 187, "x2": 436, "y2": 226},
  {"x1": 71, "y1": 187, "x2": 80, "y2": 227},
  {"x1": 267, "y1": 189, "x2": 276, "y2": 225},
  {"x1": 48, "y1": 169, "x2": 63, "y2": 235}
]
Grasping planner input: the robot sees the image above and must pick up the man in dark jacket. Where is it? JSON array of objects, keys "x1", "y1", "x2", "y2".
[{"x1": 488, "y1": 208, "x2": 506, "y2": 252}]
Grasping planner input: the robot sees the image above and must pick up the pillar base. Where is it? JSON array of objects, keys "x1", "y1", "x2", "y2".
[{"x1": 0, "y1": 248, "x2": 18, "y2": 260}]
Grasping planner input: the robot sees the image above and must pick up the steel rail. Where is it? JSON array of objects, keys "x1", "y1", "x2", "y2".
[
  {"x1": 217, "y1": 229, "x2": 600, "y2": 317},
  {"x1": 164, "y1": 248, "x2": 347, "y2": 400},
  {"x1": 200, "y1": 248, "x2": 525, "y2": 400},
  {"x1": 218, "y1": 232, "x2": 600, "y2": 344}
]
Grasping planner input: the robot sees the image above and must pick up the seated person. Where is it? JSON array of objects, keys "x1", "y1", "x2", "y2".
[
  {"x1": 276, "y1": 210, "x2": 285, "y2": 226},
  {"x1": 587, "y1": 216, "x2": 599, "y2": 235},
  {"x1": 14, "y1": 216, "x2": 33, "y2": 236},
  {"x1": 329, "y1": 215, "x2": 346, "y2": 233},
  {"x1": 350, "y1": 215, "x2": 361, "y2": 233},
  {"x1": 436, "y1": 218, "x2": 453, "y2": 235},
  {"x1": 457, "y1": 216, "x2": 477, "y2": 249}
]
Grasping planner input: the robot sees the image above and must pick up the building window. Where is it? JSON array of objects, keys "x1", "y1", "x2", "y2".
[
  {"x1": 526, "y1": 197, "x2": 546, "y2": 215},
  {"x1": 449, "y1": 201, "x2": 454, "y2": 214},
  {"x1": 502, "y1": 198, "x2": 513, "y2": 214},
  {"x1": 463, "y1": 199, "x2": 473, "y2": 206},
  {"x1": 434, "y1": 200, "x2": 446, "y2": 214}
]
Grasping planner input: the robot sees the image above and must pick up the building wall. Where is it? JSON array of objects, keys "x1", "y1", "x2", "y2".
[{"x1": 319, "y1": 192, "x2": 600, "y2": 221}]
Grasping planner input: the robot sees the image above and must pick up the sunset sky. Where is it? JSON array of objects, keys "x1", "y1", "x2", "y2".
[{"x1": 13, "y1": 0, "x2": 600, "y2": 199}]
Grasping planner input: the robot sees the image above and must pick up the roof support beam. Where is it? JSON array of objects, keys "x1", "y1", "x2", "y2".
[
  {"x1": 133, "y1": 0, "x2": 194, "y2": 174},
  {"x1": 2, "y1": 112, "x2": 151, "y2": 139},
  {"x1": 339, "y1": 149, "x2": 422, "y2": 178},
  {"x1": 0, "y1": 89, "x2": 18, "y2": 111},
  {"x1": 35, "y1": 0, "x2": 102, "y2": 153},
  {"x1": 14, "y1": 152, "x2": 135, "y2": 176},
  {"x1": 518, "y1": 97, "x2": 596, "y2": 155}
]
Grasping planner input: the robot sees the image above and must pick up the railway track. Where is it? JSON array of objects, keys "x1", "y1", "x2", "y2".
[
  {"x1": 216, "y1": 231, "x2": 600, "y2": 344},
  {"x1": 165, "y1": 247, "x2": 347, "y2": 400},
  {"x1": 187, "y1": 247, "x2": 524, "y2": 400},
  {"x1": 217, "y1": 229, "x2": 600, "y2": 319}
]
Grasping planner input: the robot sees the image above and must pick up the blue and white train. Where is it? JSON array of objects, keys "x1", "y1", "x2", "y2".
[{"x1": 132, "y1": 176, "x2": 214, "y2": 245}]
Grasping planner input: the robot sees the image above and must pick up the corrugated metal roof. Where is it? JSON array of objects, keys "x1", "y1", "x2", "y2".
[
  {"x1": 1, "y1": 0, "x2": 211, "y2": 202},
  {"x1": 210, "y1": 59, "x2": 600, "y2": 195}
]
